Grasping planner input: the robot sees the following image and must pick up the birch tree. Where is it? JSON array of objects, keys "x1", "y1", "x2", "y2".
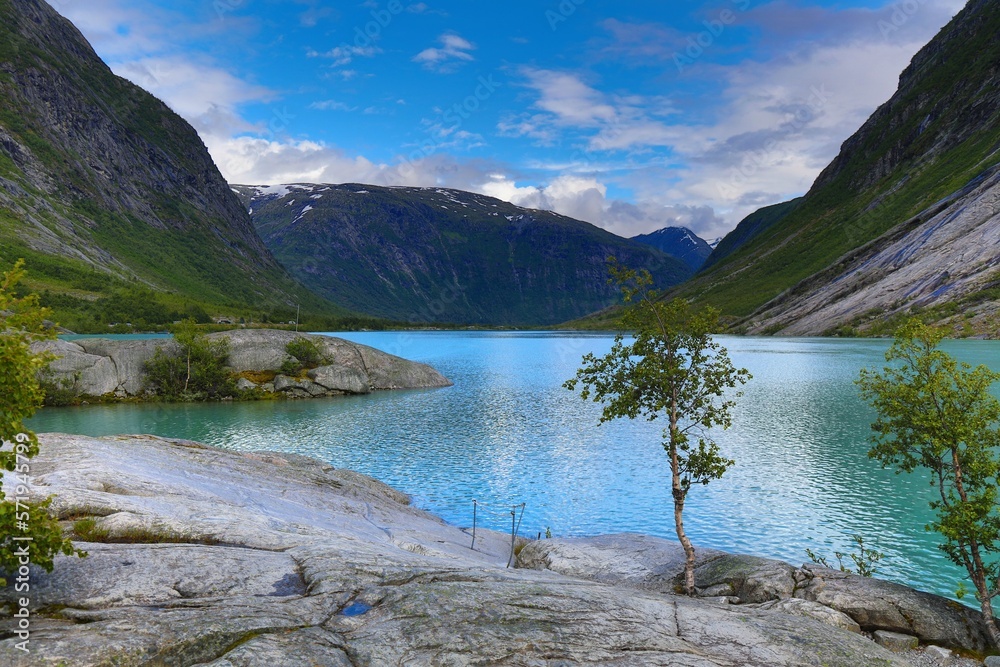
[
  {"x1": 858, "y1": 320, "x2": 1000, "y2": 646},
  {"x1": 565, "y1": 261, "x2": 750, "y2": 595}
]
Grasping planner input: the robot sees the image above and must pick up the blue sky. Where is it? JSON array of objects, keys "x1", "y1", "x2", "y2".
[{"x1": 54, "y1": 0, "x2": 964, "y2": 240}]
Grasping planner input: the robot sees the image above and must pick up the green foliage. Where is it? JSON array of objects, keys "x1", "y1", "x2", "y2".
[
  {"x1": 143, "y1": 319, "x2": 234, "y2": 400},
  {"x1": 0, "y1": 260, "x2": 85, "y2": 585},
  {"x1": 287, "y1": 337, "x2": 326, "y2": 367},
  {"x1": 957, "y1": 581, "x2": 970, "y2": 600},
  {"x1": 0, "y1": 260, "x2": 53, "y2": 461},
  {"x1": 805, "y1": 535, "x2": 884, "y2": 577},
  {"x1": 858, "y1": 319, "x2": 1000, "y2": 643},
  {"x1": 565, "y1": 259, "x2": 750, "y2": 595},
  {"x1": 40, "y1": 371, "x2": 81, "y2": 407},
  {"x1": 281, "y1": 337, "x2": 328, "y2": 374}
]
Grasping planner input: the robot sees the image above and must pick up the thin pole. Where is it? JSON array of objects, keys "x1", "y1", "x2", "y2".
[
  {"x1": 295, "y1": 304, "x2": 300, "y2": 332},
  {"x1": 471, "y1": 499, "x2": 477, "y2": 550},
  {"x1": 507, "y1": 508, "x2": 516, "y2": 568}
]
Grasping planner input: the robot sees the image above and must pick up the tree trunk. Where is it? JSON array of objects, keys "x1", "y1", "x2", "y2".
[
  {"x1": 970, "y1": 543, "x2": 1000, "y2": 649},
  {"x1": 184, "y1": 351, "x2": 191, "y2": 393},
  {"x1": 669, "y1": 425, "x2": 696, "y2": 596},
  {"x1": 673, "y1": 484, "x2": 696, "y2": 596},
  {"x1": 979, "y1": 596, "x2": 1000, "y2": 648}
]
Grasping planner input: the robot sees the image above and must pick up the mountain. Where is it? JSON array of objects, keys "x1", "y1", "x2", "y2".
[
  {"x1": 700, "y1": 199, "x2": 803, "y2": 272},
  {"x1": 630, "y1": 227, "x2": 713, "y2": 272},
  {"x1": 237, "y1": 183, "x2": 693, "y2": 326},
  {"x1": 679, "y1": 0, "x2": 1000, "y2": 335},
  {"x1": 0, "y1": 0, "x2": 342, "y2": 331}
]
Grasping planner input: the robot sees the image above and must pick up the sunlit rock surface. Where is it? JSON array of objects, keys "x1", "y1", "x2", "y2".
[{"x1": 0, "y1": 434, "x2": 973, "y2": 666}]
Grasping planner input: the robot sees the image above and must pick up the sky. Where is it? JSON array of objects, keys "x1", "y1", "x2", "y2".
[{"x1": 52, "y1": 0, "x2": 966, "y2": 241}]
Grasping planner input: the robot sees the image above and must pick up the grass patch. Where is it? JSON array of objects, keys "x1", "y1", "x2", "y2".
[
  {"x1": 236, "y1": 369, "x2": 277, "y2": 384},
  {"x1": 72, "y1": 517, "x2": 218, "y2": 545}
]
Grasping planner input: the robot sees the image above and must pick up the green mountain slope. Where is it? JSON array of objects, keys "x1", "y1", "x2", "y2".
[
  {"x1": 0, "y1": 0, "x2": 343, "y2": 331},
  {"x1": 239, "y1": 184, "x2": 693, "y2": 326},
  {"x1": 680, "y1": 0, "x2": 1000, "y2": 321},
  {"x1": 700, "y1": 198, "x2": 803, "y2": 272}
]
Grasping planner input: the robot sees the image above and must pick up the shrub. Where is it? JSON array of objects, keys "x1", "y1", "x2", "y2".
[
  {"x1": 144, "y1": 319, "x2": 234, "y2": 400},
  {"x1": 805, "y1": 534, "x2": 884, "y2": 577},
  {"x1": 40, "y1": 371, "x2": 81, "y2": 407},
  {"x1": 281, "y1": 337, "x2": 328, "y2": 375},
  {"x1": 0, "y1": 260, "x2": 86, "y2": 586}
]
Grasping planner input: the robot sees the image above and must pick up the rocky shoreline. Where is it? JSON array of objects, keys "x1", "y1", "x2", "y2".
[
  {"x1": 0, "y1": 433, "x2": 993, "y2": 666},
  {"x1": 35, "y1": 329, "x2": 451, "y2": 402}
]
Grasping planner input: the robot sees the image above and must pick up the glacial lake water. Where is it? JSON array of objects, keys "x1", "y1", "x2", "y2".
[{"x1": 27, "y1": 332, "x2": 1000, "y2": 601}]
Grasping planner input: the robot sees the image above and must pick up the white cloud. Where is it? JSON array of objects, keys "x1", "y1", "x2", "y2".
[
  {"x1": 413, "y1": 33, "x2": 475, "y2": 72},
  {"x1": 660, "y1": 35, "x2": 944, "y2": 226},
  {"x1": 112, "y1": 57, "x2": 273, "y2": 135},
  {"x1": 522, "y1": 69, "x2": 616, "y2": 127},
  {"x1": 309, "y1": 100, "x2": 355, "y2": 112},
  {"x1": 307, "y1": 44, "x2": 381, "y2": 66},
  {"x1": 476, "y1": 174, "x2": 726, "y2": 239},
  {"x1": 504, "y1": 1, "x2": 964, "y2": 234},
  {"x1": 54, "y1": 0, "x2": 174, "y2": 59}
]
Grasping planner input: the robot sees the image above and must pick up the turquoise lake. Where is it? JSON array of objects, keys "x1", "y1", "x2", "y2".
[{"x1": 27, "y1": 332, "x2": 1000, "y2": 601}]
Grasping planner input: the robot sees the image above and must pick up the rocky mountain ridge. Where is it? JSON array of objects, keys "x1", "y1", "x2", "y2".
[
  {"x1": 631, "y1": 226, "x2": 713, "y2": 272},
  {"x1": 237, "y1": 183, "x2": 692, "y2": 326},
  {"x1": 679, "y1": 0, "x2": 1000, "y2": 335},
  {"x1": 745, "y1": 161, "x2": 1000, "y2": 335},
  {"x1": 0, "y1": 0, "x2": 340, "y2": 329}
]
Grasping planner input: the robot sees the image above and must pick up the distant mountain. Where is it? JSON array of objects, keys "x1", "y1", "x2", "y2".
[
  {"x1": 630, "y1": 227, "x2": 713, "y2": 272},
  {"x1": 237, "y1": 183, "x2": 693, "y2": 326},
  {"x1": 0, "y1": 0, "x2": 340, "y2": 331},
  {"x1": 680, "y1": 0, "x2": 1000, "y2": 336}
]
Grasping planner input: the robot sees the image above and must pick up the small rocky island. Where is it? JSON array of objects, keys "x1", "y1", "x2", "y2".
[
  {"x1": 36, "y1": 329, "x2": 451, "y2": 400},
  {"x1": 0, "y1": 433, "x2": 990, "y2": 666}
]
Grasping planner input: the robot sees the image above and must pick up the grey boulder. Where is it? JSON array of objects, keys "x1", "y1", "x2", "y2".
[
  {"x1": 33, "y1": 329, "x2": 451, "y2": 400},
  {"x1": 519, "y1": 534, "x2": 994, "y2": 653}
]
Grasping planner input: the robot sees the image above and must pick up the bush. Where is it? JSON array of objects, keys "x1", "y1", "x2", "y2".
[
  {"x1": 281, "y1": 337, "x2": 328, "y2": 375},
  {"x1": 0, "y1": 260, "x2": 85, "y2": 586},
  {"x1": 144, "y1": 319, "x2": 234, "y2": 400},
  {"x1": 40, "y1": 371, "x2": 81, "y2": 407},
  {"x1": 806, "y1": 534, "x2": 884, "y2": 577}
]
